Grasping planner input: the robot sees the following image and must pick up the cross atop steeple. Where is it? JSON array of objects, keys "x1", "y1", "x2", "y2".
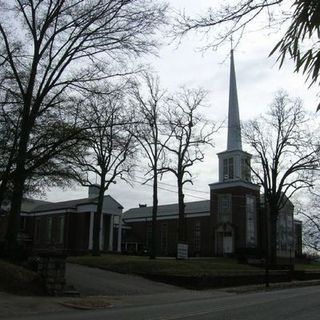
[{"x1": 227, "y1": 49, "x2": 242, "y2": 151}]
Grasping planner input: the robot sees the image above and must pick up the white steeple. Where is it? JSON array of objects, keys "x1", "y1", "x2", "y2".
[{"x1": 227, "y1": 50, "x2": 242, "y2": 151}]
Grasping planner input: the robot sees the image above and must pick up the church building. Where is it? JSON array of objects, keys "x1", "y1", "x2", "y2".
[
  {"x1": 122, "y1": 51, "x2": 300, "y2": 260},
  {"x1": 209, "y1": 49, "x2": 260, "y2": 257}
]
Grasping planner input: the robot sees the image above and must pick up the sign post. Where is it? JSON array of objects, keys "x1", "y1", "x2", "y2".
[{"x1": 177, "y1": 243, "x2": 188, "y2": 259}]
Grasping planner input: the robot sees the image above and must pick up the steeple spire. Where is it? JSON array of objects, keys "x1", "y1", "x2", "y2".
[{"x1": 227, "y1": 49, "x2": 242, "y2": 151}]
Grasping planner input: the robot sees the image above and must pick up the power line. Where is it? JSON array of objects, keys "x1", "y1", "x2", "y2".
[
  {"x1": 104, "y1": 171, "x2": 209, "y2": 200},
  {"x1": 129, "y1": 176, "x2": 208, "y2": 201},
  {"x1": 133, "y1": 169, "x2": 210, "y2": 195}
]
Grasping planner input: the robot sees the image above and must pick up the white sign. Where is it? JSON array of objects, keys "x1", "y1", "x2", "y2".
[{"x1": 177, "y1": 243, "x2": 188, "y2": 259}]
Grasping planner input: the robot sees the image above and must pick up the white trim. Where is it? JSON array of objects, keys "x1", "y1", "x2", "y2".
[
  {"x1": 124, "y1": 212, "x2": 210, "y2": 223},
  {"x1": 108, "y1": 215, "x2": 114, "y2": 251},
  {"x1": 209, "y1": 180, "x2": 260, "y2": 191},
  {"x1": 99, "y1": 214, "x2": 104, "y2": 251},
  {"x1": 117, "y1": 216, "x2": 122, "y2": 253},
  {"x1": 88, "y1": 211, "x2": 94, "y2": 250},
  {"x1": 23, "y1": 209, "x2": 122, "y2": 217},
  {"x1": 23, "y1": 209, "x2": 75, "y2": 216}
]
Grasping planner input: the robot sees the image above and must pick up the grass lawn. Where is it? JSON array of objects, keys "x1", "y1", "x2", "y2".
[
  {"x1": 295, "y1": 262, "x2": 320, "y2": 271},
  {"x1": 68, "y1": 254, "x2": 262, "y2": 277},
  {"x1": 0, "y1": 259, "x2": 44, "y2": 295}
]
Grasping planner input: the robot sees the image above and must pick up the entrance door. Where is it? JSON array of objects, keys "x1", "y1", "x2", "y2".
[
  {"x1": 223, "y1": 232, "x2": 233, "y2": 254},
  {"x1": 216, "y1": 232, "x2": 224, "y2": 256}
]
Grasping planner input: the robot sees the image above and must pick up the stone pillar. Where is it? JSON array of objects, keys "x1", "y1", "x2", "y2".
[
  {"x1": 108, "y1": 215, "x2": 114, "y2": 251},
  {"x1": 37, "y1": 253, "x2": 66, "y2": 296},
  {"x1": 117, "y1": 215, "x2": 122, "y2": 253},
  {"x1": 88, "y1": 211, "x2": 94, "y2": 250}
]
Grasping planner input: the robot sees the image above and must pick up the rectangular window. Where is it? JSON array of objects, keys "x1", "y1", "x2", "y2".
[
  {"x1": 57, "y1": 216, "x2": 65, "y2": 244},
  {"x1": 160, "y1": 223, "x2": 168, "y2": 254},
  {"x1": 223, "y1": 158, "x2": 228, "y2": 180},
  {"x1": 194, "y1": 222, "x2": 201, "y2": 251},
  {"x1": 34, "y1": 218, "x2": 41, "y2": 242},
  {"x1": 47, "y1": 216, "x2": 53, "y2": 242},
  {"x1": 228, "y1": 158, "x2": 234, "y2": 179},
  {"x1": 146, "y1": 225, "x2": 152, "y2": 249},
  {"x1": 223, "y1": 158, "x2": 234, "y2": 180},
  {"x1": 20, "y1": 216, "x2": 26, "y2": 231},
  {"x1": 241, "y1": 158, "x2": 250, "y2": 181},
  {"x1": 246, "y1": 196, "x2": 256, "y2": 247},
  {"x1": 218, "y1": 194, "x2": 232, "y2": 223}
]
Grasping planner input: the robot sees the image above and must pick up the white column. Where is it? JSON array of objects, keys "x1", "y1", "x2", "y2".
[
  {"x1": 117, "y1": 215, "x2": 122, "y2": 253},
  {"x1": 88, "y1": 211, "x2": 94, "y2": 250},
  {"x1": 108, "y1": 215, "x2": 114, "y2": 251},
  {"x1": 99, "y1": 214, "x2": 104, "y2": 251}
]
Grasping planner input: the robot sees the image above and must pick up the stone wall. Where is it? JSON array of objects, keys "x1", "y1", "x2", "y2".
[{"x1": 37, "y1": 254, "x2": 66, "y2": 296}]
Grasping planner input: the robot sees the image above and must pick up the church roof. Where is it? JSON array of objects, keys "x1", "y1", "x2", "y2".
[
  {"x1": 31, "y1": 195, "x2": 123, "y2": 213},
  {"x1": 123, "y1": 200, "x2": 210, "y2": 221}
]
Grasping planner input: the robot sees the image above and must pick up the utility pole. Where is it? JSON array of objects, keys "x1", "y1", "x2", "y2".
[{"x1": 264, "y1": 190, "x2": 270, "y2": 288}]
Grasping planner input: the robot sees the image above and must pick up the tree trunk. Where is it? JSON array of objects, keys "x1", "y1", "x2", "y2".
[
  {"x1": 177, "y1": 176, "x2": 186, "y2": 243},
  {"x1": 269, "y1": 210, "x2": 278, "y2": 266},
  {"x1": 150, "y1": 166, "x2": 158, "y2": 259},
  {"x1": 5, "y1": 173, "x2": 26, "y2": 254},
  {"x1": 92, "y1": 175, "x2": 106, "y2": 256},
  {"x1": 5, "y1": 115, "x2": 31, "y2": 255}
]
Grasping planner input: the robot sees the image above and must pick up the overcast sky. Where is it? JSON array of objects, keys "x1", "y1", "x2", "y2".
[{"x1": 46, "y1": 0, "x2": 319, "y2": 210}]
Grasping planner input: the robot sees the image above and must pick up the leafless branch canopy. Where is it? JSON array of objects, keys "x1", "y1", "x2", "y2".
[
  {"x1": 70, "y1": 86, "x2": 136, "y2": 191},
  {"x1": 161, "y1": 87, "x2": 217, "y2": 185},
  {"x1": 243, "y1": 90, "x2": 319, "y2": 217},
  {"x1": 295, "y1": 192, "x2": 320, "y2": 253},
  {"x1": 172, "y1": 0, "x2": 285, "y2": 50}
]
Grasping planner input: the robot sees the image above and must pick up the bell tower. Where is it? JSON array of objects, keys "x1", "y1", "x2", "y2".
[{"x1": 209, "y1": 50, "x2": 260, "y2": 257}]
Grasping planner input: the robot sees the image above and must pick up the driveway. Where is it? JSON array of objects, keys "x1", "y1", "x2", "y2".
[{"x1": 66, "y1": 263, "x2": 182, "y2": 296}]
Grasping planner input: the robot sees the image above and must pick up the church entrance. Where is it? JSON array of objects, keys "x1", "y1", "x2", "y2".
[{"x1": 215, "y1": 225, "x2": 234, "y2": 256}]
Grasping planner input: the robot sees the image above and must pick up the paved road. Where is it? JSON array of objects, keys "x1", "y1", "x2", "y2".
[
  {"x1": 66, "y1": 263, "x2": 182, "y2": 296},
  {"x1": 6, "y1": 285, "x2": 320, "y2": 320}
]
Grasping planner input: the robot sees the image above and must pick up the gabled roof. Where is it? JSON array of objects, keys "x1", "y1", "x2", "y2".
[
  {"x1": 123, "y1": 200, "x2": 210, "y2": 221},
  {"x1": 32, "y1": 197, "x2": 97, "y2": 213},
  {"x1": 32, "y1": 195, "x2": 123, "y2": 213},
  {"x1": 21, "y1": 198, "x2": 52, "y2": 213}
]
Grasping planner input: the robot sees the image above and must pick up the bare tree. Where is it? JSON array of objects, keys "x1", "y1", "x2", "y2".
[
  {"x1": 71, "y1": 89, "x2": 136, "y2": 256},
  {"x1": 243, "y1": 91, "x2": 319, "y2": 263},
  {"x1": 0, "y1": 0, "x2": 167, "y2": 251},
  {"x1": 173, "y1": 1, "x2": 320, "y2": 110},
  {"x1": 130, "y1": 73, "x2": 171, "y2": 259},
  {"x1": 162, "y1": 88, "x2": 216, "y2": 250}
]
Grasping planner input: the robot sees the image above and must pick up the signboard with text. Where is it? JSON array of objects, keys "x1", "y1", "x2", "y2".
[{"x1": 177, "y1": 243, "x2": 188, "y2": 259}]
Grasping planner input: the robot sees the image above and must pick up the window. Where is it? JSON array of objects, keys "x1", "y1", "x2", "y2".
[
  {"x1": 57, "y1": 216, "x2": 65, "y2": 244},
  {"x1": 47, "y1": 216, "x2": 53, "y2": 242},
  {"x1": 160, "y1": 223, "x2": 168, "y2": 254},
  {"x1": 34, "y1": 218, "x2": 41, "y2": 242},
  {"x1": 246, "y1": 196, "x2": 256, "y2": 247},
  {"x1": 241, "y1": 158, "x2": 251, "y2": 181},
  {"x1": 146, "y1": 225, "x2": 152, "y2": 249},
  {"x1": 194, "y1": 222, "x2": 201, "y2": 251},
  {"x1": 20, "y1": 216, "x2": 26, "y2": 231},
  {"x1": 223, "y1": 158, "x2": 234, "y2": 180},
  {"x1": 277, "y1": 211, "x2": 294, "y2": 251},
  {"x1": 218, "y1": 194, "x2": 232, "y2": 223}
]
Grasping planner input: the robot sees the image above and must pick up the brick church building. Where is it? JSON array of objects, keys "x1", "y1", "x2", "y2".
[{"x1": 122, "y1": 51, "x2": 301, "y2": 260}]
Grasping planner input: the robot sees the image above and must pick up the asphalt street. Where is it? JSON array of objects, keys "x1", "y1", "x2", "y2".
[{"x1": 5, "y1": 285, "x2": 320, "y2": 320}]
